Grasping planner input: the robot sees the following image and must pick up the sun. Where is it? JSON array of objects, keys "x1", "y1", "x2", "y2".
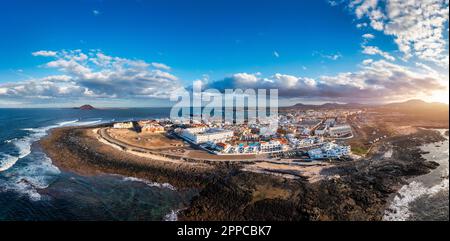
[{"x1": 426, "y1": 90, "x2": 449, "y2": 104}]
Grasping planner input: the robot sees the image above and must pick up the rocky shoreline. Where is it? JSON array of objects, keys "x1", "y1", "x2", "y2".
[{"x1": 39, "y1": 126, "x2": 446, "y2": 221}]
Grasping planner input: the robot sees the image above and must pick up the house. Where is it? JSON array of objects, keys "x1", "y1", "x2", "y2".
[
  {"x1": 328, "y1": 125, "x2": 352, "y2": 137},
  {"x1": 214, "y1": 142, "x2": 231, "y2": 153},
  {"x1": 113, "y1": 122, "x2": 134, "y2": 129},
  {"x1": 308, "y1": 142, "x2": 351, "y2": 159},
  {"x1": 180, "y1": 127, "x2": 234, "y2": 144},
  {"x1": 260, "y1": 140, "x2": 282, "y2": 153},
  {"x1": 324, "y1": 118, "x2": 336, "y2": 127},
  {"x1": 141, "y1": 123, "x2": 165, "y2": 133},
  {"x1": 314, "y1": 126, "x2": 327, "y2": 136}
]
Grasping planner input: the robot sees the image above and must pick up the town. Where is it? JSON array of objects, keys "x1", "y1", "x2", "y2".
[{"x1": 109, "y1": 108, "x2": 361, "y2": 161}]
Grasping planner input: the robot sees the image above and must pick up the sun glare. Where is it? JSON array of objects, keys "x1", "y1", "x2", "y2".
[{"x1": 426, "y1": 90, "x2": 450, "y2": 104}]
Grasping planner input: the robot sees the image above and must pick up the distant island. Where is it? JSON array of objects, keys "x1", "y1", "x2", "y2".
[{"x1": 75, "y1": 105, "x2": 95, "y2": 110}]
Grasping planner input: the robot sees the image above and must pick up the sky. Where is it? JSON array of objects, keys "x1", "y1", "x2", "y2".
[{"x1": 0, "y1": 0, "x2": 448, "y2": 107}]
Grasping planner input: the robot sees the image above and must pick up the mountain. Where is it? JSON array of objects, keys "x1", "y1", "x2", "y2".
[
  {"x1": 75, "y1": 104, "x2": 96, "y2": 110},
  {"x1": 382, "y1": 99, "x2": 445, "y2": 109},
  {"x1": 376, "y1": 99, "x2": 448, "y2": 121},
  {"x1": 286, "y1": 102, "x2": 366, "y2": 110}
]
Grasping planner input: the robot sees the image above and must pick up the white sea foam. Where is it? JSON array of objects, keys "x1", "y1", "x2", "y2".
[
  {"x1": 0, "y1": 118, "x2": 105, "y2": 201},
  {"x1": 0, "y1": 154, "x2": 60, "y2": 201},
  {"x1": 1, "y1": 119, "x2": 103, "y2": 173},
  {"x1": 164, "y1": 209, "x2": 179, "y2": 221},
  {"x1": 122, "y1": 176, "x2": 176, "y2": 191},
  {"x1": 0, "y1": 154, "x2": 19, "y2": 172},
  {"x1": 57, "y1": 119, "x2": 79, "y2": 126},
  {"x1": 383, "y1": 178, "x2": 449, "y2": 221},
  {"x1": 383, "y1": 129, "x2": 449, "y2": 221},
  {"x1": 72, "y1": 120, "x2": 102, "y2": 126}
]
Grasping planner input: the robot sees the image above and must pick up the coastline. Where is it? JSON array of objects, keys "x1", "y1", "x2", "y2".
[
  {"x1": 383, "y1": 129, "x2": 449, "y2": 221},
  {"x1": 39, "y1": 126, "x2": 217, "y2": 189},
  {"x1": 39, "y1": 125, "x2": 447, "y2": 221}
]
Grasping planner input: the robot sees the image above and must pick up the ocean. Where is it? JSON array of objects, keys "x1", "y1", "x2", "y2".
[
  {"x1": 0, "y1": 108, "x2": 196, "y2": 221},
  {"x1": 383, "y1": 129, "x2": 449, "y2": 221}
]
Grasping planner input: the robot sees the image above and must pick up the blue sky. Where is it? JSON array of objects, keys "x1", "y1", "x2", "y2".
[{"x1": 0, "y1": 0, "x2": 448, "y2": 107}]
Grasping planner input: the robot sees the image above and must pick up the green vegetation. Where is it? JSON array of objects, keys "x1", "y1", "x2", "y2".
[{"x1": 351, "y1": 146, "x2": 369, "y2": 156}]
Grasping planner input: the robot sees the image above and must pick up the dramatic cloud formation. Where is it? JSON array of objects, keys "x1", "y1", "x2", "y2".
[
  {"x1": 0, "y1": 50, "x2": 182, "y2": 102},
  {"x1": 206, "y1": 59, "x2": 446, "y2": 102},
  {"x1": 349, "y1": 0, "x2": 449, "y2": 66}
]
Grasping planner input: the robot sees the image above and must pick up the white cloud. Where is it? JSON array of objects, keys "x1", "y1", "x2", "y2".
[
  {"x1": 32, "y1": 50, "x2": 57, "y2": 57},
  {"x1": 362, "y1": 59, "x2": 374, "y2": 65},
  {"x1": 314, "y1": 51, "x2": 342, "y2": 60},
  {"x1": 362, "y1": 33, "x2": 375, "y2": 39},
  {"x1": 327, "y1": 53, "x2": 342, "y2": 60},
  {"x1": 362, "y1": 45, "x2": 396, "y2": 61},
  {"x1": 328, "y1": 1, "x2": 339, "y2": 7},
  {"x1": 207, "y1": 59, "x2": 445, "y2": 102},
  {"x1": 273, "y1": 51, "x2": 280, "y2": 58},
  {"x1": 232, "y1": 73, "x2": 260, "y2": 84},
  {"x1": 151, "y1": 62, "x2": 171, "y2": 70},
  {"x1": 349, "y1": 0, "x2": 449, "y2": 66},
  {"x1": 356, "y1": 22, "x2": 368, "y2": 28},
  {"x1": 0, "y1": 50, "x2": 182, "y2": 101},
  {"x1": 93, "y1": 10, "x2": 100, "y2": 16}
]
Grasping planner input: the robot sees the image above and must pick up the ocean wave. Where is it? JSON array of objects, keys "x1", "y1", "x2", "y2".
[
  {"x1": 57, "y1": 119, "x2": 79, "y2": 126},
  {"x1": 0, "y1": 154, "x2": 19, "y2": 172},
  {"x1": 0, "y1": 154, "x2": 60, "y2": 201},
  {"x1": 0, "y1": 118, "x2": 105, "y2": 201},
  {"x1": 1, "y1": 119, "x2": 104, "y2": 173},
  {"x1": 122, "y1": 176, "x2": 176, "y2": 191},
  {"x1": 164, "y1": 209, "x2": 179, "y2": 221},
  {"x1": 382, "y1": 129, "x2": 449, "y2": 221},
  {"x1": 383, "y1": 177, "x2": 449, "y2": 221},
  {"x1": 71, "y1": 120, "x2": 102, "y2": 126}
]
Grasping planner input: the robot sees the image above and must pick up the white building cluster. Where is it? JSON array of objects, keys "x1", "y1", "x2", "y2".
[
  {"x1": 211, "y1": 139, "x2": 288, "y2": 155},
  {"x1": 307, "y1": 142, "x2": 351, "y2": 159}
]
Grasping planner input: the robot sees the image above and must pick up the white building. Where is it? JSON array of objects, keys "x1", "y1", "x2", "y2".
[
  {"x1": 299, "y1": 137, "x2": 320, "y2": 147},
  {"x1": 308, "y1": 142, "x2": 351, "y2": 159},
  {"x1": 141, "y1": 123, "x2": 165, "y2": 133},
  {"x1": 113, "y1": 122, "x2": 134, "y2": 129},
  {"x1": 214, "y1": 142, "x2": 232, "y2": 153},
  {"x1": 314, "y1": 126, "x2": 327, "y2": 136},
  {"x1": 324, "y1": 118, "x2": 336, "y2": 127},
  {"x1": 180, "y1": 127, "x2": 234, "y2": 144},
  {"x1": 328, "y1": 125, "x2": 352, "y2": 137},
  {"x1": 260, "y1": 140, "x2": 283, "y2": 153}
]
